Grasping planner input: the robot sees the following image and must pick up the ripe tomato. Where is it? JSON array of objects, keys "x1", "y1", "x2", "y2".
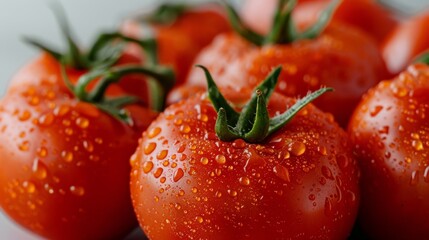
[
  {"x1": 382, "y1": 11, "x2": 429, "y2": 75},
  {"x1": 0, "y1": 71, "x2": 156, "y2": 239},
  {"x1": 241, "y1": 0, "x2": 397, "y2": 44},
  {"x1": 187, "y1": 21, "x2": 386, "y2": 127},
  {"x1": 121, "y1": 3, "x2": 231, "y2": 85},
  {"x1": 349, "y1": 63, "x2": 429, "y2": 239},
  {"x1": 131, "y1": 68, "x2": 360, "y2": 239}
]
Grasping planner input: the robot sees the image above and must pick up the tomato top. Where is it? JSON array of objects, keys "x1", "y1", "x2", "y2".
[{"x1": 131, "y1": 67, "x2": 360, "y2": 240}]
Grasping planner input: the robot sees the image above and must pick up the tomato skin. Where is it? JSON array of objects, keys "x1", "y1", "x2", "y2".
[
  {"x1": 382, "y1": 12, "x2": 429, "y2": 75},
  {"x1": 131, "y1": 89, "x2": 360, "y2": 239},
  {"x1": 187, "y1": 23, "x2": 387, "y2": 127},
  {"x1": 0, "y1": 56, "x2": 157, "y2": 239},
  {"x1": 121, "y1": 4, "x2": 231, "y2": 86},
  {"x1": 348, "y1": 63, "x2": 429, "y2": 239},
  {"x1": 241, "y1": 0, "x2": 397, "y2": 44}
]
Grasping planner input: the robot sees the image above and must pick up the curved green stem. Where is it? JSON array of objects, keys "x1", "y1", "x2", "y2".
[
  {"x1": 223, "y1": 0, "x2": 341, "y2": 46},
  {"x1": 200, "y1": 66, "x2": 333, "y2": 143},
  {"x1": 413, "y1": 51, "x2": 429, "y2": 65},
  {"x1": 142, "y1": 3, "x2": 189, "y2": 25}
]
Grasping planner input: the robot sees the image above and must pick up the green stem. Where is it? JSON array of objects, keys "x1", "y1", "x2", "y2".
[
  {"x1": 200, "y1": 66, "x2": 333, "y2": 143},
  {"x1": 413, "y1": 51, "x2": 429, "y2": 65},
  {"x1": 223, "y1": 0, "x2": 341, "y2": 46},
  {"x1": 142, "y1": 3, "x2": 189, "y2": 25}
]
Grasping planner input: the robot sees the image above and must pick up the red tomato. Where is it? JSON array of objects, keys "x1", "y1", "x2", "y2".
[
  {"x1": 0, "y1": 52, "x2": 158, "y2": 239},
  {"x1": 131, "y1": 70, "x2": 360, "y2": 239},
  {"x1": 121, "y1": 3, "x2": 231, "y2": 85},
  {"x1": 349, "y1": 63, "x2": 429, "y2": 239},
  {"x1": 187, "y1": 22, "x2": 387, "y2": 127},
  {"x1": 382, "y1": 12, "x2": 429, "y2": 75},
  {"x1": 241, "y1": 0, "x2": 397, "y2": 44}
]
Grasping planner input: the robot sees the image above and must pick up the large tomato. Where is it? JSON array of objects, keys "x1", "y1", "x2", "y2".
[
  {"x1": 382, "y1": 11, "x2": 429, "y2": 75},
  {"x1": 241, "y1": 0, "x2": 397, "y2": 44},
  {"x1": 349, "y1": 63, "x2": 429, "y2": 239},
  {"x1": 186, "y1": 15, "x2": 387, "y2": 127},
  {"x1": 121, "y1": 2, "x2": 231, "y2": 85},
  {"x1": 131, "y1": 68, "x2": 360, "y2": 239}
]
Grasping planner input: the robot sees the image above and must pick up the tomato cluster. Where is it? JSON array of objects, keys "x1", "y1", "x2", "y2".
[{"x1": 1, "y1": 1, "x2": 429, "y2": 239}]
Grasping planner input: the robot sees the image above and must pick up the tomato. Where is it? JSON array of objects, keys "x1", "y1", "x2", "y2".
[
  {"x1": 382, "y1": 11, "x2": 429, "y2": 75},
  {"x1": 131, "y1": 67, "x2": 360, "y2": 239},
  {"x1": 241, "y1": 0, "x2": 397, "y2": 44},
  {"x1": 348, "y1": 63, "x2": 429, "y2": 239},
  {"x1": 121, "y1": 3, "x2": 231, "y2": 85},
  {"x1": 0, "y1": 24, "x2": 174, "y2": 238},
  {"x1": 187, "y1": 18, "x2": 387, "y2": 127}
]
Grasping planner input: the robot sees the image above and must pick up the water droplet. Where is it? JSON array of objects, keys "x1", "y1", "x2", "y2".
[
  {"x1": 180, "y1": 125, "x2": 191, "y2": 133},
  {"x1": 162, "y1": 160, "x2": 169, "y2": 167},
  {"x1": 214, "y1": 168, "x2": 222, "y2": 176},
  {"x1": 392, "y1": 86, "x2": 408, "y2": 97},
  {"x1": 83, "y1": 141, "x2": 94, "y2": 152},
  {"x1": 157, "y1": 150, "x2": 168, "y2": 160},
  {"x1": 154, "y1": 168, "x2": 163, "y2": 178},
  {"x1": 308, "y1": 194, "x2": 316, "y2": 201},
  {"x1": 174, "y1": 118, "x2": 183, "y2": 126},
  {"x1": 37, "y1": 147, "x2": 48, "y2": 157},
  {"x1": 144, "y1": 142, "x2": 157, "y2": 155},
  {"x1": 273, "y1": 164, "x2": 291, "y2": 182},
  {"x1": 232, "y1": 139, "x2": 246, "y2": 149},
  {"x1": 65, "y1": 128, "x2": 73, "y2": 136},
  {"x1": 324, "y1": 197, "x2": 333, "y2": 216},
  {"x1": 336, "y1": 155, "x2": 349, "y2": 170},
  {"x1": 61, "y1": 151, "x2": 73, "y2": 163},
  {"x1": 171, "y1": 162, "x2": 177, "y2": 168},
  {"x1": 228, "y1": 189, "x2": 238, "y2": 197},
  {"x1": 289, "y1": 141, "x2": 306, "y2": 156},
  {"x1": 18, "y1": 110, "x2": 32, "y2": 121},
  {"x1": 29, "y1": 96, "x2": 40, "y2": 106},
  {"x1": 54, "y1": 105, "x2": 70, "y2": 117},
  {"x1": 216, "y1": 155, "x2": 226, "y2": 165},
  {"x1": 192, "y1": 187, "x2": 198, "y2": 193},
  {"x1": 370, "y1": 105, "x2": 383, "y2": 117},
  {"x1": 410, "y1": 170, "x2": 419, "y2": 186},
  {"x1": 198, "y1": 114, "x2": 208, "y2": 122},
  {"x1": 173, "y1": 168, "x2": 184, "y2": 182},
  {"x1": 38, "y1": 113, "x2": 55, "y2": 127},
  {"x1": 239, "y1": 177, "x2": 250, "y2": 186},
  {"x1": 160, "y1": 177, "x2": 166, "y2": 183},
  {"x1": 215, "y1": 191, "x2": 222, "y2": 198},
  {"x1": 200, "y1": 157, "x2": 209, "y2": 165},
  {"x1": 148, "y1": 127, "x2": 162, "y2": 138},
  {"x1": 23, "y1": 181, "x2": 36, "y2": 193},
  {"x1": 424, "y1": 166, "x2": 429, "y2": 183},
  {"x1": 95, "y1": 138, "x2": 103, "y2": 144},
  {"x1": 196, "y1": 216, "x2": 204, "y2": 223},
  {"x1": 18, "y1": 141, "x2": 30, "y2": 151},
  {"x1": 32, "y1": 159, "x2": 47, "y2": 179},
  {"x1": 321, "y1": 166, "x2": 334, "y2": 180},
  {"x1": 178, "y1": 189, "x2": 185, "y2": 196},
  {"x1": 317, "y1": 146, "x2": 327, "y2": 156},
  {"x1": 70, "y1": 186, "x2": 85, "y2": 196},
  {"x1": 75, "y1": 117, "x2": 89, "y2": 129},
  {"x1": 27, "y1": 201, "x2": 36, "y2": 210},
  {"x1": 412, "y1": 140, "x2": 424, "y2": 151},
  {"x1": 143, "y1": 161, "x2": 154, "y2": 173}
]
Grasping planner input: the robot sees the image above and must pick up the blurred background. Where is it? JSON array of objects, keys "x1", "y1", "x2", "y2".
[{"x1": 0, "y1": 0, "x2": 428, "y2": 239}]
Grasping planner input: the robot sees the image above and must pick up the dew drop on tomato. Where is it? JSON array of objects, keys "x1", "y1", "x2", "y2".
[
  {"x1": 143, "y1": 161, "x2": 154, "y2": 173},
  {"x1": 154, "y1": 168, "x2": 163, "y2": 178},
  {"x1": 144, "y1": 142, "x2": 157, "y2": 155},
  {"x1": 215, "y1": 155, "x2": 226, "y2": 165},
  {"x1": 18, "y1": 110, "x2": 31, "y2": 121},
  {"x1": 288, "y1": 141, "x2": 306, "y2": 156},
  {"x1": 148, "y1": 127, "x2": 162, "y2": 139},
  {"x1": 157, "y1": 150, "x2": 168, "y2": 160},
  {"x1": 273, "y1": 164, "x2": 291, "y2": 183},
  {"x1": 424, "y1": 166, "x2": 429, "y2": 183},
  {"x1": 22, "y1": 181, "x2": 36, "y2": 194},
  {"x1": 37, "y1": 147, "x2": 48, "y2": 157},
  {"x1": 321, "y1": 166, "x2": 334, "y2": 180},
  {"x1": 324, "y1": 197, "x2": 333, "y2": 216},
  {"x1": 61, "y1": 151, "x2": 74, "y2": 163},
  {"x1": 173, "y1": 168, "x2": 184, "y2": 182},
  {"x1": 410, "y1": 170, "x2": 420, "y2": 186},
  {"x1": 32, "y1": 159, "x2": 48, "y2": 179},
  {"x1": 75, "y1": 117, "x2": 90, "y2": 129},
  {"x1": 70, "y1": 186, "x2": 85, "y2": 196},
  {"x1": 239, "y1": 177, "x2": 251, "y2": 186},
  {"x1": 370, "y1": 105, "x2": 383, "y2": 117}
]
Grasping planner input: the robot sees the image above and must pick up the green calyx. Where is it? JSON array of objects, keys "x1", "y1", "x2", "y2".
[
  {"x1": 224, "y1": 0, "x2": 340, "y2": 46},
  {"x1": 413, "y1": 51, "x2": 429, "y2": 65},
  {"x1": 198, "y1": 65, "x2": 333, "y2": 143},
  {"x1": 23, "y1": 3, "x2": 158, "y2": 70},
  {"x1": 63, "y1": 64, "x2": 175, "y2": 125},
  {"x1": 141, "y1": 3, "x2": 189, "y2": 25}
]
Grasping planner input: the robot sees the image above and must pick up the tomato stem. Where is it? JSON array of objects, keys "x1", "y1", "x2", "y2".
[
  {"x1": 63, "y1": 64, "x2": 175, "y2": 123},
  {"x1": 141, "y1": 3, "x2": 189, "y2": 25},
  {"x1": 198, "y1": 65, "x2": 333, "y2": 143},
  {"x1": 224, "y1": 0, "x2": 340, "y2": 46},
  {"x1": 413, "y1": 51, "x2": 429, "y2": 65}
]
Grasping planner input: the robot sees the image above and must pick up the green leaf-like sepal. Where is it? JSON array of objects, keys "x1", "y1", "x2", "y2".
[
  {"x1": 200, "y1": 65, "x2": 333, "y2": 143},
  {"x1": 223, "y1": 0, "x2": 341, "y2": 46}
]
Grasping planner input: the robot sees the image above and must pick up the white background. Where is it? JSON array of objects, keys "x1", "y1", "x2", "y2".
[{"x1": 0, "y1": 0, "x2": 428, "y2": 239}]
